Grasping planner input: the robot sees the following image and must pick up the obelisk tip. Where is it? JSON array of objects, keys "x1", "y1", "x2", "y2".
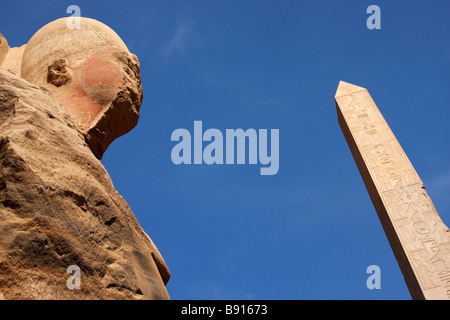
[{"x1": 335, "y1": 81, "x2": 367, "y2": 98}]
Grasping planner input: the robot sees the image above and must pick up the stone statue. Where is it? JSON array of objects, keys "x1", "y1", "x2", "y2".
[
  {"x1": 2, "y1": 17, "x2": 142, "y2": 159},
  {"x1": 0, "y1": 18, "x2": 170, "y2": 299}
]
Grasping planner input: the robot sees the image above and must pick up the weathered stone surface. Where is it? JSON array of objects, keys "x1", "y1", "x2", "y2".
[
  {"x1": 47, "y1": 59, "x2": 72, "y2": 88},
  {"x1": 0, "y1": 68, "x2": 169, "y2": 299},
  {"x1": 0, "y1": 32, "x2": 8, "y2": 66},
  {"x1": 336, "y1": 81, "x2": 450, "y2": 300},
  {"x1": 0, "y1": 17, "x2": 170, "y2": 300},
  {"x1": 0, "y1": 33, "x2": 25, "y2": 77}
]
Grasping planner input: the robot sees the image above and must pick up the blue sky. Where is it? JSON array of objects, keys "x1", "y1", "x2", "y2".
[{"x1": 1, "y1": 0, "x2": 449, "y2": 299}]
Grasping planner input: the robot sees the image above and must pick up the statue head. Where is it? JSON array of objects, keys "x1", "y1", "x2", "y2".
[{"x1": 20, "y1": 17, "x2": 143, "y2": 159}]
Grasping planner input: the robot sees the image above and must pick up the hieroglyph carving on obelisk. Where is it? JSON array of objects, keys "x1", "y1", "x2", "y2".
[{"x1": 335, "y1": 81, "x2": 450, "y2": 300}]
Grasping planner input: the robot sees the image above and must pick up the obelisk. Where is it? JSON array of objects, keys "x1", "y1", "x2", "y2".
[{"x1": 335, "y1": 81, "x2": 450, "y2": 300}]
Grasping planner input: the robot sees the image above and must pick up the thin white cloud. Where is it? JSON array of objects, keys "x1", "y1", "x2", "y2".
[
  {"x1": 243, "y1": 97, "x2": 291, "y2": 114},
  {"x1": 430, "y1": 169, "x2": 450, "y2": 188},
  {"x1": 259, "y1": 98, "x2": 291, "y2": 113},
  {"x1": 425, "y1": 167, "x2": 450, "y2": 217},
  {"x1": 189, "y1": 280, "x2": 255, "y2": 300},
  {"x1": 162, "y1": 17, "x2": 196, "y2": 60}
]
